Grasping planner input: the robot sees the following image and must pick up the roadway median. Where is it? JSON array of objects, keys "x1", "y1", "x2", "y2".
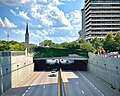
[{"x1": 58, "y1": 68, "x2": 68, "y2": 96}]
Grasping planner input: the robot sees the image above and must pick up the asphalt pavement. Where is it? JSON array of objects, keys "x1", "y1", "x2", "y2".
[
  {"x1": 2, "y1": 71, "x2": 58, "y2": 96},
  {"x1": 2, "y1": 71, "x2": 120, "y2": 96},
  {"x1": 62, "y1": 71, "x2": 120, "y2": 96}
]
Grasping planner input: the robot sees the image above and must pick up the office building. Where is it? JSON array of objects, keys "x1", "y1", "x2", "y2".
[{"x1": 82, "y1": 0, "x2": 120, "y2": 41}]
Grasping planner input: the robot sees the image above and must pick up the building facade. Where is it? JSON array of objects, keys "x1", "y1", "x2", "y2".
[
  {"x1": 79, "y1": 9, "x2": 86, "y2": 39},
  {"x1": 82, "y1": 0, "x2": 120, "y2": 41}
]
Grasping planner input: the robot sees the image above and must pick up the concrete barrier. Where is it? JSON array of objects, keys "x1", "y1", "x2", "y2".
[
  {"x1": 0, "y1": 51, "x2": 34, "y2": 95},
  {"x1": 88, "y1": 53, "x2": 120, "y2": 90},
  {"x1": 58, "y1": 68, "x2": 68, "y2": 96}
]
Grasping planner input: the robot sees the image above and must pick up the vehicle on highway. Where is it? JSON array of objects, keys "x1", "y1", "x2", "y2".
[{"x1": 48, "y1": 71, "x2": 56, "y2": 77}]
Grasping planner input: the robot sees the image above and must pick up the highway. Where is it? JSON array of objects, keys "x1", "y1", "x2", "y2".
[
  {"x1": 3, "y1": 71, "x2": 120, "y2": 96},
  {"x1": 2, "y1": 71, "x2": 58, "y2": 96},
  {"x1": 63, "y1": 71, "x2": 120, "y2": 96}
]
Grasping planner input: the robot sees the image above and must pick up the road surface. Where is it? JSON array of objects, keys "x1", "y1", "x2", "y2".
[
  {"x1": 2, "y1": 71, "x2": 120, "y2": 96},
  {"x1": 2, "y1": 71, "x2": 58, "y2": 96},
  {"x1": 62, "y1": 71, "x2": 120, "y2": 96}
]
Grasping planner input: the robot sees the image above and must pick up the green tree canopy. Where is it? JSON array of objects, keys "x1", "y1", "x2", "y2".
[
  {"x1": 102, "y1": 32, "x2": 115, "y2": 52},
  {"x1": 39, "y1": 40, "x2": 54, "y2": 47},
  {"x1": 90, "y1": 37, "x2": 100, "y2": 48},
  {"x1": 114, "y1": 32, "x2": 120, "y2": 51},
  {"x1": 0, "y1": 40, "x2": 26, "y2": 51}
]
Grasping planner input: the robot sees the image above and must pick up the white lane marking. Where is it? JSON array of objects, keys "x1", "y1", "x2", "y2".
[
  {"x1": 22, "y1": 93, "x2": 26, "y2": 96},
  {"x1": 88, "y1": 73, "x2": 120, "y2": 95},
  {"x1": 98, "y1": 90, "x2": 100, "y2": 93},
  {"x1": 28, "y1": 87, "x2": 31, "y2": 90},
  {"x1": 102, "y1": 94, "x2": 104, "y2": 96},
  {"x1": 76, "y1": 82, "x2": 78, "y2": 84},
  {"x1": 81, "y1": 90, "x2": 85, "y2": 94},
  {"x1": 79, "y1": 72, "x2": 104, "y2": 96},
  {"x1": 25, "y1": 90, "x2": 28, "y2": 93},
  {"x1": 22, "y1": 72, "x2": 44, "y2": 96},
  {"x1": 43, "y1": 86, "x2": 46, "y2": 89}
]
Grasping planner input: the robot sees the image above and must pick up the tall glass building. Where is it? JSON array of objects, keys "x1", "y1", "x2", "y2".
[{"x1": 82, "y1": 0, "x2": 120, "y2": 41}]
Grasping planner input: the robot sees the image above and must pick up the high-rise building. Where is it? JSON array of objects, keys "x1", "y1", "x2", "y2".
[
  {"x1": 82, "y1": 0, "x2": 120, "y2": 41},
  {"x1": 25, "y1": 22, "x2": 29, "y2": 45},
  {"x1": 79, "y1": 9, "x2": 86, "y2": 39}
]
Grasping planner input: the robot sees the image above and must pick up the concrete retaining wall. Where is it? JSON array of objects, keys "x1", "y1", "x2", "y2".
[
  {"x1": 0, "y1": 51, "x2": 34, "y2": 95},
  {"x1": 88, "y1": 53, "x2": 120, "y2": 90}
]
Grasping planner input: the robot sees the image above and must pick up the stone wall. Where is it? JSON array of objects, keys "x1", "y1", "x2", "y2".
[
  {"x1": 0, "y1": 51, "x2": 34, "y2": 95},
  {"x1": 88, "y1": 53, "x2": 120, "y2": 90}
]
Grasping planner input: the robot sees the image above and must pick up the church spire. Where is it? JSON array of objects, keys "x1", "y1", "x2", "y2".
[
  {"x1": 25, "y1": 21, "x2": 29, "y2": 45},
  {"x1": 25, "y1": 21, "x2": 29, "y2": 35}
]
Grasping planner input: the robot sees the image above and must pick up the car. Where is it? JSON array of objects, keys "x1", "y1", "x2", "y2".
[{"x1": 48, "y1": 71, "x2": 57, "y2": 77}]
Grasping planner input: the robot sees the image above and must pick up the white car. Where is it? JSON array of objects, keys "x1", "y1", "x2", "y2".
[{"x1": 48, "y1": 71, "x2": 56, "y2": 77}]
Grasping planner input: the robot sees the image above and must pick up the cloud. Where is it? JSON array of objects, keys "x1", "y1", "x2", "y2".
[
  {"x1": 4, "y1": 31, "x2": 8, "y2": 35},
  {"x1": 31, "y1": 3, "x2": 71, "y2": 27},
  {"x1": 37, "y1": 24, "x2": 42, "y2": 28},
  {"x1": 65, "y1": 10, "x2": 82, "y2": 36},
  {"x1": 0, "y1": 17, "x2": 17, "y2": 28},
  {"x1": 0, "y1": 0, "x2": 36, "y2": 6},
  {"x1": 12, "y1": 29, "x2": 25, "y2": 35},
  {"x1": 0, "y1": 0, "x2": 81, "y2": 44},
  {"x1": 44, "y1": 36, "x2": 77, "y2": 43},
  {"x1": 10, "y1": 9, "x2": 16, "y2": 16},
  {"x1": 0, "y1": 0, "x2": 64, "y2": 6},
  {"x1": 60, "y1": 0, "x2": 76, "y2": 1},
  {"x1": 10, "y1": 9, "x2": 31, "y2": 20},
  {"x1": 16, "y1": 7, "x2": 19, "y2": 10},
  {"x1": 18, "y1": 11, "x2": 31, "y2": 20},
  {"x1": 48, "y1": 0, "x2": 63, "y2": 6},
  {"x1": 0, "y1": 0, "x2": 76, "y2": 6},
  {"x1": 0, "y1": 17, "x2": 5, "y2": 27},
  {"x1": 30, "y1": 31, "x2": 77, "y2": 44},
  {"x1": 66, "y1": 10, "x2": 81, "y2": 25},
  {"x1": 4, "y1": 17, "x2": 17, "y2": 28}
]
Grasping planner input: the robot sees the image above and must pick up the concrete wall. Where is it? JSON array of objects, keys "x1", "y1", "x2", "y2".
[
  {"x1": 0, "y1": 51, "x2": 34, "y2": 95},
  {"x1": 88, "y1": 53, "x2": 120, "y2": 90}
]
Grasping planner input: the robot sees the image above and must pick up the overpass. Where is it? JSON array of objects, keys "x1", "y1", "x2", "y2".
[{"x1": 34, "y1": 56, "x2": 88, "y2": 71}]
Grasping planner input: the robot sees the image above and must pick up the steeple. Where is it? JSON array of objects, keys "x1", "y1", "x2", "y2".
[
  {"x1": 25, "y1": 22, "x2": 29, "y2": 35},
  {"x1": 25, "y1": 22, "x2": 29, "y2": 45}
]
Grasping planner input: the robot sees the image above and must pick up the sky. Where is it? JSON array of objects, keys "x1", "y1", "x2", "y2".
[{"x1": 0, "y1": 0, "x2": 84, "y2": 45}]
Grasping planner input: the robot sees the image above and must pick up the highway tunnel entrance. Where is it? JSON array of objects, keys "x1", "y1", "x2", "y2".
[{"x1": 34, "y1": 58, "x2": 88, "y2": 71}]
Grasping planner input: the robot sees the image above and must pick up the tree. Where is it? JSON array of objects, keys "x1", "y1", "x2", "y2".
[
  {"x1": 80, "y1": 42, "x2": 96, "y2": 53},
  {"x1": 9, "y1": 43, "x2": 25, "y2": 51},
  {"x1": 60, "y1": 42, "x2": 69, "y2": 48},
  {"x1": 90, "y1": 37, "x2": 100, "y2": 49},
  {"x1": 102, "y1": 32, "x2": 115, "y2": 52},
  {"x1": 0, "y1": 40, "x2": 26, "y2": 51},
  {"x1": 39, "y1": 40, "x2": 54, "y2": 47},
  {"x1": 114, "y1": 32, "x2": 120, "y2": 51},
  {"x1": 66, "y1": 41, "x2": 80, "y2": 49},
  {"x1": 0, "y1": 40, "x2": 9, "y2": 51},
  {"x1": 78, "y1": 38, "x2": 86, "y2": 43}
]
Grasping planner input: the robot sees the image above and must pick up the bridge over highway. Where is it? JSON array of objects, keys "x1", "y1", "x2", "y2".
[{"x1": 34, "y1": 56, "x2": 88, "y2": 71}]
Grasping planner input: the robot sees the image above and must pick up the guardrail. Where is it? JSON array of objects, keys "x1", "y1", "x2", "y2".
[{"x1": 58, "y1": 68, "x2": 68, "y2": 96}]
